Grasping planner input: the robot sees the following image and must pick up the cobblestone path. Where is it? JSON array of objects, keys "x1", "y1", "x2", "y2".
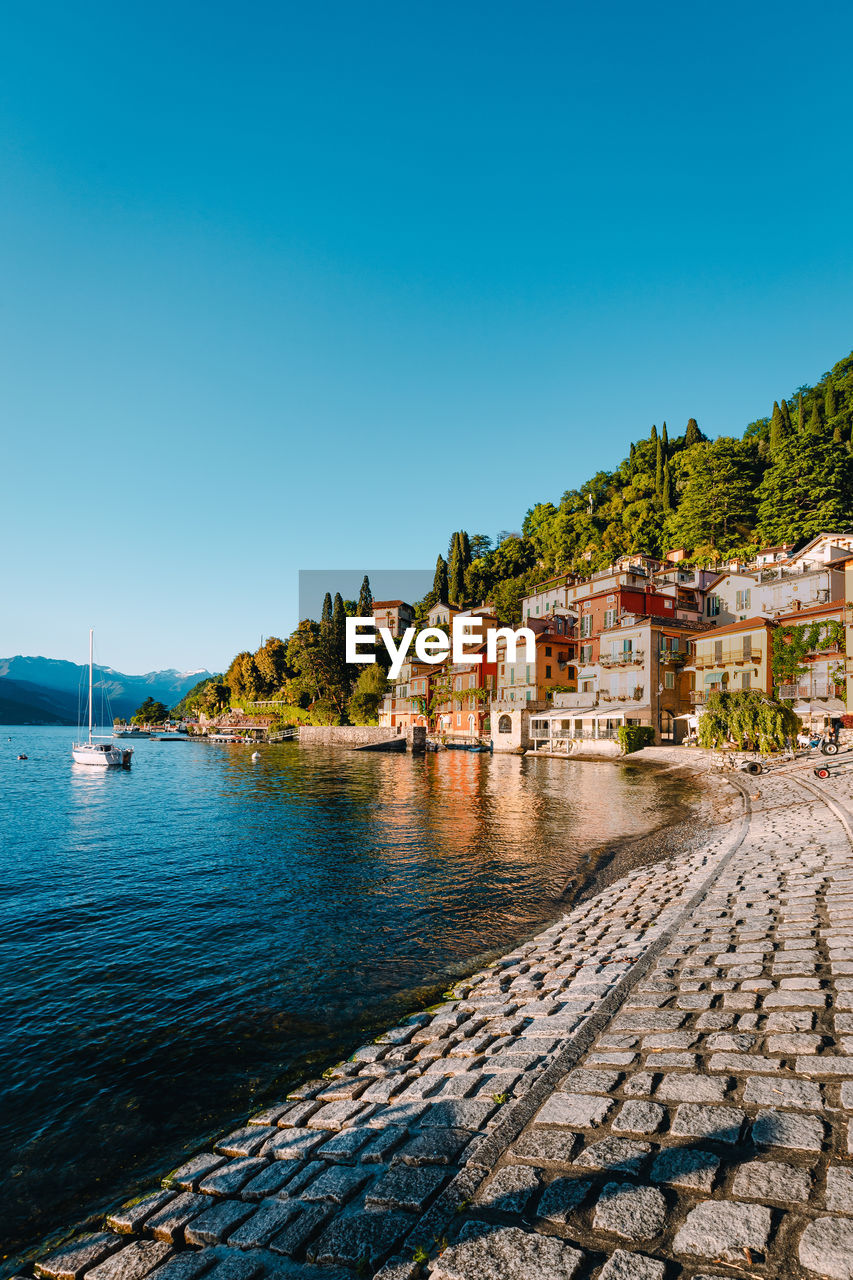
[{"x1": 18, "y1": 766, "x2": 853, "y2": 1280}]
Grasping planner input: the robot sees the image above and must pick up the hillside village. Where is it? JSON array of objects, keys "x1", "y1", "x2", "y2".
[{"x1": 373, "y1": 531, "x2": 852, "y2": 752}]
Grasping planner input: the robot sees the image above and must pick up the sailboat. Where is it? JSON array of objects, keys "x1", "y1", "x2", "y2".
[{"x1": 71, "y1": 630, "x2": 133, "y2": 768}]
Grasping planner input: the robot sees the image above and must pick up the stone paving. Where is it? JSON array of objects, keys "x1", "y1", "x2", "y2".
[{"x1": 17, "y1": 762, "x2": 853, "y2": 1280}]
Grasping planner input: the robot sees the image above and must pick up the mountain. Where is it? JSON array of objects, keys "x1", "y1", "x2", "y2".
[
  {"x1": 0, "y1": 657, "x2": 214, "y2": 723},
  {"x1": 0, "y1": 678, "x2": 80, "y2": 725}
]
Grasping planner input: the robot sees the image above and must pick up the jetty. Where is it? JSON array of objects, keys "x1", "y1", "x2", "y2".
[{"x1": 18, "y1": 757, "x2": 853, "y2": 1280}]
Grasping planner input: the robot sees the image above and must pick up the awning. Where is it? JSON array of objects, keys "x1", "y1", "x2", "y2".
[
  {"x1": 530, "y1": 705, "x2": 596, "y2": 722},
  {"x1": 793, "y1": 698, "x2": 845, "y2": 717}
]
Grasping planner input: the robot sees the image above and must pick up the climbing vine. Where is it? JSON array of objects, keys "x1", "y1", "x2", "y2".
[{"x1": 771, "y1": 620, "x2": 844, "y2": 686}]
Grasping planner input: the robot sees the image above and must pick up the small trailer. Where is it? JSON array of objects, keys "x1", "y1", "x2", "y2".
[{"x1": 814, "y1": 756, "x2": 853, "y2": 780}]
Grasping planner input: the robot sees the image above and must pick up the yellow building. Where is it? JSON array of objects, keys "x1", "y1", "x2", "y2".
[{"x1": 688, "y1": 617, "x2": 775, "y2": 708}]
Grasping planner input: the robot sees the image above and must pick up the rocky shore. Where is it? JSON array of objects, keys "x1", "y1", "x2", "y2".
[{"x1": 13, "y1": 753, "x2": 853, "y2": 1280}]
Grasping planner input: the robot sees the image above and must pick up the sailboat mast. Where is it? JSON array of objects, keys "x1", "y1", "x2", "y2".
[{"x1": 89, "y1": 628, "x2": 94, "y2": 744}]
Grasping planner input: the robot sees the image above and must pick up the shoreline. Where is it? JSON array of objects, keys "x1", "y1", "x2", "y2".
[{"x1": 4, "y1": 755, "x2": 713, "y2": 1272}]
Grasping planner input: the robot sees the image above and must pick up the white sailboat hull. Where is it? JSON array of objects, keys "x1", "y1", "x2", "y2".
[{"x1": 72, "y1": 743, "x2": 132, "y2": 767}]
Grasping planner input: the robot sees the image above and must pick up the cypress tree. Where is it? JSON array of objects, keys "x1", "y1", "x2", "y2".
[
  {"x1": 655, "y1": 436, "x2": 664, "y2": 493},
  {"x1": 433, "y1": 555, "x2": 448, "y2": 602},
  {"x1": 807, "y1": 400, "x2": 822, "y2": 434},
  {"x1": 357, "y1": 575, "x2": 373, "y2": 616},
  {"x1": 797, "y1": 392, "x2": 805, "y2": 433},
  {"x1": 448, "y1": 537, "x2": 464, "y2": 606},
  {"x1": 459, "y1": 530, "x2": 471, "y2": 568},
  {"x1": 320, "y1": 592, "x2": 333, "y2": 628},
  {"x1": 834, "y1": 424, "x2": 843, "y2": 443},
  {"x1": 650, "y1": 424, "x2": 658, "y2": 443},
  {"x1": 825, "y1": 379, "x2": 837, "y2": 419},
  {"x1": 332, "y1": 592, "x2": 346, "y2": 642},
  {"x1": 780, "y1": 399, "x2": 793, "y2": 434},
  {"x1": 769, "y1": 401, "x2": 785, "y2": 452},
  {"x1": 448, "y1": 531, "x2": 460, "y2": 562},
  {"x1": 661, "y1": 421, "x2": 669, "y2": 452},
  {"x1": 684, "y1": 418, "x2": 702, "y2": 447},
  {"x1": 662, "y1": 458, "x2": 673, "y2": 511}
]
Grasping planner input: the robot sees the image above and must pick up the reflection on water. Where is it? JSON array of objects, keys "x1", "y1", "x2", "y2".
[{"x1": 0, "y1": 727, "x2": 695, "y2": 1260}]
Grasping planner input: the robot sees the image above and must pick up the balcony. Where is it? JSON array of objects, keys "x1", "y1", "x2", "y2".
[
  {"x1": 600, "y1": 649, "x2": 645, "y2": 668},
  {"x1": 777, "y1": 679, "x2": 835, "y2": 700}
]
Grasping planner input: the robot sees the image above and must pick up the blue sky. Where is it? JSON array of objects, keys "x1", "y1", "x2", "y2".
[{"x1": 2, "y1": 1, "x2": 852, "y2": 673}]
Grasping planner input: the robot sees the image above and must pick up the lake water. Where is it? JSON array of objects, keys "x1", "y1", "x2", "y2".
[{"x1": 0, "y1": 726, "x2": 695, "y2": 1260}]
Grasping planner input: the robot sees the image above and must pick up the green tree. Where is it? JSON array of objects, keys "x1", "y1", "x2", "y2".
[
  {"x1": 357, "y1": 575, "x2": 373, "y2": 616},
  {"x1": 780, "y1": 399, "x2": 793, "y2": 435},
  {"x1": 661, "y1": 421, "x2": 669, "y2": 451},
  {"x1": 655, "y1": 436, "x2": 664, "y2": 494},
  {"x1": 662, "y1": 458, "x2": 673, "y2": 511},
  {"x1": 347, "y1": 663, "x2": 388, "y2": 725},
  {"x1": 432, "y1": 555, "x2": 448, "y2": 602},
  {"x1": 255, "y1": 637, "x2": 288, "y2": 694},
  {"x1": 684, "y1": 417, "x2": 703, "y2": 447},
  {"x1": 320, "y1": 592, "x2": 333, "y2": 627},
  {"x1": 650, "y1": 424, "x2": 658, "y2": 443},
  {"x1": 825, "y1": 379, "x2": 837, "y2": 420},
  {"x1": 132, "y1": 696, "x2": 169, "y2": 725},
  {"x1": 448, "y1": 535, "x2": 465, "y2": 605},
  {"x1": 769, "y1": 401, "x2": 785, "y2": 453},
  {"x1": 665, "y1": 438, "x2": 759, "y2": 556},
  {"x1": 807, "y1": 400, "x2": 822, "y2": 434},
  {"x1": 756, "y1": 432, "x2": 853, "y2": 545},
  {"x1": 459, "y1": 530, "x2": 471, "y2": 568},
  {"x1": 332, "y1": 592, "x2": 347, "y2": 646},
  {"x1": 797, "y1": 391, "x2": 805, "y2": 433},
  {"x1": 697, "y1": 690, "x2": 799, "y2": 753},
  {"x1": 469, "y1": 533, "x2": 492, "y2": 559}
]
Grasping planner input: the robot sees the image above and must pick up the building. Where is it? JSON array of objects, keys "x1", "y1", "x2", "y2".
[
  {"x1": 372, "y1": 600, "x2": 415, "y2": 638},
  {"x1": 756, "y1": 544, "x2": 794, "y2": 568},
  {"x1": 773, "y1": 600, "x2": 846, "y2": 703},
  {"x1": 495, "y1": 616, "x2": 576, "y2": 703},
  {"x1": 429, "y1": 647, "x2": 496, "y2": 739},
  {"x1": 687, "y1": 617, "x2": 776, "y2": 708},
  {"x1": 783, "y1": 533, "x2": 853, "y2": 571},
  {"x1": 522, "y1": 572, "x2": 579, "y2": 621},
  {"x1": 529, "y1": 616, "x2": 699, "y2": 748}
]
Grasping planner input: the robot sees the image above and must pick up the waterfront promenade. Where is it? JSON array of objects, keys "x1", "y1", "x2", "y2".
[{"x1": 18, "y1": 755, "x2": 853, "y2": 1280}]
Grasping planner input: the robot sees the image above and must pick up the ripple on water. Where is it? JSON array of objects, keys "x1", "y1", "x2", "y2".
[{"x1": 0, "y1": 726, "x2": 696, "y2": 1260}]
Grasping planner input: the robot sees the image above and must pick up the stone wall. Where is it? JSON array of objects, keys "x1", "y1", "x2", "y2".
[{"x1": 299, "y1": 726, "x2": 401, "y2": 748}]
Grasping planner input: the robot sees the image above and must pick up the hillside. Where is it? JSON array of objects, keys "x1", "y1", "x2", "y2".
[
  {"x1": 0, "y1": 678, "x2": 80, "y2": 725},
  {"x1": 0, "y1": 658, "x2": 214, "y2": 724}
]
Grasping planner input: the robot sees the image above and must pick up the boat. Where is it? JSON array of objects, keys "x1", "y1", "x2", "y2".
[
  {"x1": 71, "y1": 630, "x2": 133, "y2": 768},
  {"x1": 114, "y1": 726, "x2": 151, "y2": 739}
]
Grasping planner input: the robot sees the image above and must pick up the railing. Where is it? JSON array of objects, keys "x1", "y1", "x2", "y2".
[
  {"x1": 777, "y1": 679, "x2": 835, "y2": 699},
  {"x1": 599, "y1": 650, "x2": 644, "y2": 668}
]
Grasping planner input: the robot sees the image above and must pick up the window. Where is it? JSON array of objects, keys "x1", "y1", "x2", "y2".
[
  {"x1": 498, "y1": 714, "x2": 512, "y2": 733},
  {"x1": 714, "y1": 640, "x2": 723, "y2": 662},
  {"x1": 665, "y1": 671, "x2": 675, "y2": 689},
  {"x1": 742, "y1": 635, "x2": 752, "y2": 659},
  {"x1": 545, "y1": 646, "x2": 552, "y2": 656},
  {"x1": 581, "y1": 679, "x2": 594, "y2": 693},
  {"x1": 580, "y1": 616, "x2": 592, "y2": 637},
  {"x1": 509, "y1": 669, "x2": 514, "y2": 685},
  {"x1": 742, "y1": 672, "x2": 751, "y2": 690},
  {"x1": 525, "y1": 665, "x2": 531, "y2": 684},
  {"x1": 456, "y1": 713, "x2": 461, "y2": 726},
  {"x1": 581, "y1": 644, "x2": 593, "y2": 664},
  {"x1": 525, "y1": 690, "x2": 531, "y2": 700},
  {"x1": 735, "y1": 589, "x2": 751, "y2": 610},
  {"x1": 706, "y1": 595, "x2": 720, "y2": 617},
  {"x1": 545, "y1": 665, "x2": 552, "y2": 678}
]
